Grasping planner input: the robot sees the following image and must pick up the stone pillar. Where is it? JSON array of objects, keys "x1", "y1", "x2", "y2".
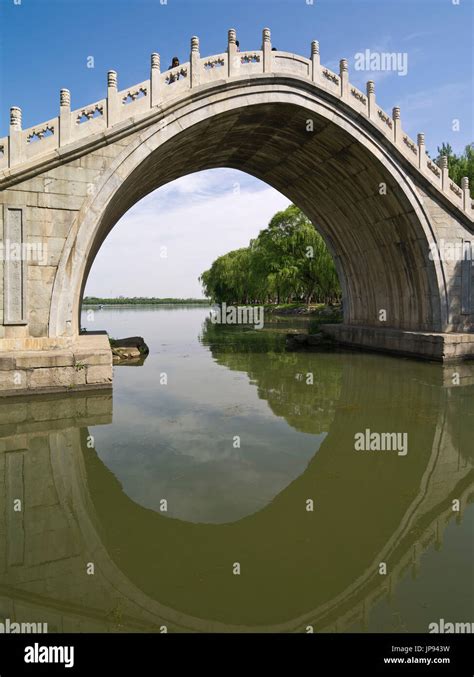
[
  {"x1": 440, "y1": 155, "x2": 449, "y2": 191},
  {"x1": 3, "y1": 205, "x2": 27, "y2": 325},
  {"x1": 8, "y1": 106, "x2": 23, "y2": 167},
  {"x1": 228, "y1": 28, "x2": 239, "y2": 77},
  {"x1": 461, "y1": 177, "x2": 471, "y2": 213},
  {"x1": 262, "y1": 27, "x2": 272, "y2": 73},
  {"x1": 392, "y1": 106, "x2": 401, "y2": 144},
  {"x1": 339, "y1": 59, "x2": 349, "y2": 98},
  {"x1": 367, "y1": 81, "x2": 376, "y2": 121},
  {"x1": 150, "y1": 53, "x2": 161, "y2": 107},
  {"x1": 59, "y1": 89, "x2": 71, "y2": 147},
  {"x1": 311, "y1": 41, "x2": 320, "y2": 84},
  {"x1": 107, "y1": 70, "x2": 119, "y2": 127},
  {"x1": 190, "y1": 36, "x2": 200, "y2": 88},
  {"x1": 417, "y1": 133, "x2": 425, "y2": 170}
]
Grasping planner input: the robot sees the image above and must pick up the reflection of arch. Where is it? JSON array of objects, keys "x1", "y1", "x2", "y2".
[
  {"x1": 0, "y1": 363, "x2": 471, "y2": 632},
  {"x1": 49, "y1": 86, "x2": 448, "y2": 340},
  {"x1": 77, "y1": 357, "x2": 472, "y2": 629}
]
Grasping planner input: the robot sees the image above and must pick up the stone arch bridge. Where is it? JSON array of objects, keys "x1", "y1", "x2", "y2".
[{"x1": 0, "y1": 28, "x2": 473, "y2": 394}]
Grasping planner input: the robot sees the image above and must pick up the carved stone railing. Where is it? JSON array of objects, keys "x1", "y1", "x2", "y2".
[{"x1": 1, "y1": 28, "x2": 472, "y2": 217}]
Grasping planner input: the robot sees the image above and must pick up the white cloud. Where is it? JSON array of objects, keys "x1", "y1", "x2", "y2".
[{"x1": 85, "y1": 169, "x2": 290, "y2": 298}]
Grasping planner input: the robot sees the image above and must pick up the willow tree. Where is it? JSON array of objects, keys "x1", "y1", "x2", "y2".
[{"x1": 200, "y1": 205, "x2": 341, "y2": 305}]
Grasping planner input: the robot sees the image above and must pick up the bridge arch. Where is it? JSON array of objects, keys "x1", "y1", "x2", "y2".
[
  {"x1": 49, "y1": 78, "x2": 446, "y2": 338},
  {"x1": 2, "y1": 29, "x2": 472, "y2": 393}
]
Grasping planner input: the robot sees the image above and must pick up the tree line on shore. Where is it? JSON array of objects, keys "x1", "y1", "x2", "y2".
[
  {"x1": 199, "y1": 205, "x2": 341, "y2": 306},
  {"x1": 83, "y1": 297, "x2": 210, "y2": 305}
]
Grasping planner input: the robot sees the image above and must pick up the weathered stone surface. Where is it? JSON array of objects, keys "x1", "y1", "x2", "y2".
[
  {"x1": 0, "y1": 356, "x2": 15, "y2": 371},
  {"x1": 321, "y1": 324, "x2": 474, "y2": 362},
  {"x1": 15, "y1": 351, "x2": 74, "y2": 369},
  {"x1": 86, "y1": 365, "x2": 113, "y2": 384},
  {"x1": 111, "y1": 336, "x2": 149, "y2": 363},
  {"x1": 28, "y1": 367, "x2": 87, "y2": 389},
  {"x1": 0, "y1": 370, "x2": 27, "y2": 390}
]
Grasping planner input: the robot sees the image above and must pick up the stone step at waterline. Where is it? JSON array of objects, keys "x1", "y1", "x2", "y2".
[{"x1": 0, "y1": 334, "x2": 113, "y2": 396}]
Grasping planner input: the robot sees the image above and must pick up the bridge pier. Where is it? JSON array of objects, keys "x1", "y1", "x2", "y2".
[
  {"x1": 321, "y1": 325, "x2": 474, "y2": 362},
  {"x1": 0, "y1": 334, "x2": 112, "y2": 397}
]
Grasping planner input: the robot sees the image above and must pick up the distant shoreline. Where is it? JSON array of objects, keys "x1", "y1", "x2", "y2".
[{"x1": 82, "y1": 298, "x2": 210, "y2": 307}]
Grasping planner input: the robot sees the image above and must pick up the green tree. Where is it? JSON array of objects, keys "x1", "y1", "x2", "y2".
[
  {"x1": 200, "y1": 205, "x2": 341, "y2": 306},
  {"x1": 436, "y1": 143, "x2": 474, "y2": 197}
]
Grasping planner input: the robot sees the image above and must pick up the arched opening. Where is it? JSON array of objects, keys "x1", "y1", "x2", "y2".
[
  {"x1": 49, "y1": 91, "x2": 446, "y2": 340},
  {"x1": 82, "y1": 168, "x2": 297, "y2": 310}
]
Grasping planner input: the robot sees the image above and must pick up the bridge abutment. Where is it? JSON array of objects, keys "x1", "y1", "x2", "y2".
[
  {"x1": 322, "y1": 325, "x2": 474, "y2": 362},
  {"x1": 0, "y1": 334, "x2": 112, "y2": 396}
]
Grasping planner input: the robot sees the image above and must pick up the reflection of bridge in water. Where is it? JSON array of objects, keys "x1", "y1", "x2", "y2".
[{"x1": 0, "y1": 358, "x2": 472, "y2": 632}]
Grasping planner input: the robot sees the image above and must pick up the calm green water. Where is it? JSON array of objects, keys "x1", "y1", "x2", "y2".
[{"x1": 0, "y1": 306, "x2": 472, "y2": 633}]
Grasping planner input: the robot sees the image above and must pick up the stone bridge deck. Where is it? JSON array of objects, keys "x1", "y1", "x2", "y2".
[{"x1": 1, "y1": 30, "x2": 472, "y2": 222}]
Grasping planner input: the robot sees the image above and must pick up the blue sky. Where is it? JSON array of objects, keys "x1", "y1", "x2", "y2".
[
  {"x1": 1, "y1": 0, "x2": 472, "y2": 151},
  {"x1": 1, "y1": 0, "x2": 472, "y2": 296}
]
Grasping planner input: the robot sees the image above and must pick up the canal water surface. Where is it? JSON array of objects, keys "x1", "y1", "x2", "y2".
[{"x1": 0, "y1": 306, "x2": 472, "y2": 633}]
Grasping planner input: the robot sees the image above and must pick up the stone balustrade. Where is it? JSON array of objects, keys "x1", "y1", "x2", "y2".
[{"x1": 0, "y1": 28, "x2": 472, "y2": 218}]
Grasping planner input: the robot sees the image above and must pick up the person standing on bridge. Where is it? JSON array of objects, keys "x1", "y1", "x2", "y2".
[{"x1": 168, "y1": 56, "x2": 181, "y2": 83}]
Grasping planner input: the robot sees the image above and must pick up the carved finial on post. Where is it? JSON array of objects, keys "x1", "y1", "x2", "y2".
[
  {"x1": 367, "y1": 81, "x2": 375, "y2": 119},
  {"x1": 60, "y1": 89, "x2": 71, "y2": 109},
  {"x1": 228, "y1": 29, "x2": 238, "y2": 77},
  {"x1": 107, "y1": 70, "x2": 118, "y2": 89},
  {"x1": 461, "y1": 176, "x2": 471, "y2": 212},
  {"x1": 392, "y1": 106, "x2": 401, "y2": 143},
  {"x1": 417, "y1": 133, "x2": 425, "y2": 170},
  {"x1": 107, "y1": 70, "x2": 119, "y2": 128},
  {"x1": 339, "y1": 59, "x2": 349, "y2": 97},
  {"x1": 440, "y1": 155, "x2": 449, "y2": 190},
  {"x1": 311, "y1": 40, "x2": 321, "y2": 84},
  {"x1": 10, "y1": 106, "x2": 22, "y2": 130},
  {"x1": 151, "y1": 53, "x2": 161, "y2": 107},
  {"x1": 59, "y1": 89, "x2": 71, "y2": 148},
  {"x1": 190, "y1": 36, "x2": 200, "y2": 88},
  {"x1": 262, "y1": 27, "x2": 272, "y2": 73},
  {"x1": 8, "y1": 107, "x2": 22, "y2": 167}
]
